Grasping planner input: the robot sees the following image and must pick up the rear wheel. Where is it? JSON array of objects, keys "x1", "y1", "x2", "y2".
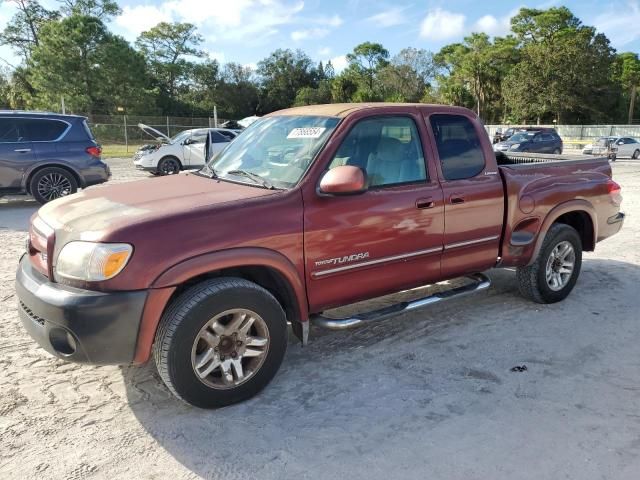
[
  {"x1": 29, "y1": 167, "x2": 78, "y2": 204},
  {"x1": 157, "y1": 156, "x2": 181, "y2": 175},
  {"x1": 553, "y1": 148, "x2": 561, "y2": 155},
  {"x1": 632, "y1": 149, "x2": 639, "y2": 159},
  {"x1": 154, "y1": 278, "x2": 288, "y2": 408},
  {"x1": 516, "y1": 223, "x2": 582, "y2": 304}
]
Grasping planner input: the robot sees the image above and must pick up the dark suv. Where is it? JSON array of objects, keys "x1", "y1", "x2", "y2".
[
  {"x1": 0, "y1": 111, "x2": 110, "y2": 204},
  {"x1": 493, "y1": 128, "x2": 563, "y2": 155}
]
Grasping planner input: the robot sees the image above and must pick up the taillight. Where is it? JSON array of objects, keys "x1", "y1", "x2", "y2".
[
  {"x1": 607, "y1": 179, "x2": 622, "y2": 205},
  {"x1": 86, "y1": 146, "x2": 102, "y2": 158}
]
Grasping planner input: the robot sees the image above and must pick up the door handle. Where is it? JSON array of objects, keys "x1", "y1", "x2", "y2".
[
  {"x1": 450, "y1": 194, "x2": 465, "y2": 205},
  {"x1": 416, "y1": 197, "x2": 435, "y2": 209},
  {"x1": 14, "y1": 148, "x2": 31, "y2": 153}
]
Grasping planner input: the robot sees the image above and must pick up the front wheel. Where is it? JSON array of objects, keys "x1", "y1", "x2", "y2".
[
  {"x1": 154, "y1": 278, "x2": 288, "y2": 408},
  {"x1": 516, "y1": 223, "x2": 582, "y2": 304},
  {"x1": 157, "y1": 156, "x2": 181, "y2": 175}
]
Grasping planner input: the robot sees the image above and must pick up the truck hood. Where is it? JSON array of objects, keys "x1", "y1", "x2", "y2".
[{"x1": 36, "y1": 173, "x2": 278, "y2": 238}]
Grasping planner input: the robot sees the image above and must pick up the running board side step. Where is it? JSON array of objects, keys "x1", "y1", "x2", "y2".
[{"x1": 310, "y1": 273, "x2": 491, "y2": 330}]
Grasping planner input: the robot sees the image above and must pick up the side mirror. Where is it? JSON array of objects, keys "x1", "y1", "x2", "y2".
[
  {"x1": 319, "y1": 165, "x2": 367, "y2": 195},
  {"x1": 183, "y1": 138, "x2": 193, "y2": 145}
]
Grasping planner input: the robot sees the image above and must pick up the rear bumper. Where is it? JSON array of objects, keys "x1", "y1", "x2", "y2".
[
  {"x1": 598, "y1": 212, "x2": 625, "y2": 242},
  {"x1": 15, "y1": 255, "x2": 147, "y2": 365}
]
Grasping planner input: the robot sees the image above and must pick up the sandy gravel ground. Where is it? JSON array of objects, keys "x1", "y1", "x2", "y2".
[{"x1": 1, "y1": 158, "x2": 639, "y2": 480}]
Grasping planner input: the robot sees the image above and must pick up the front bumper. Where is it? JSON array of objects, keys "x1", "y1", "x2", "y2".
[{"x1": 15, "y1": 255, "x2": 147, "y2": 365}]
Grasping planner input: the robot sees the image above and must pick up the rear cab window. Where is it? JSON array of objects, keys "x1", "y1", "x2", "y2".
[
  {"x1": 0, "y1": 118, "x2": 23, "y2": 142},
  {"x1": 429, "y1": 114, "x2": 486, "y2": 180}
]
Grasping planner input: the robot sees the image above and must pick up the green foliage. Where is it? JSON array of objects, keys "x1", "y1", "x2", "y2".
[
  {"x1": 0, "y1": 2, "x2": 637, "y2": 123},
  {"x1": 503, "y1": 7, "x2": 615, "y2": 123},
  {"x1": 0, "y1": 0, "x2": 60, "y2": 61},
  {"x1": 256, "y1": 49, "x2": 317, "y2": 112},
  {"x1": 27, "y1": 15, "x2": 152, "y2": 114}
]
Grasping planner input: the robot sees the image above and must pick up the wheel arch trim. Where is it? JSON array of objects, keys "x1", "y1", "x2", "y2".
[
  {"x1": 527, "y1": 200, "x2": 597, "y2": 266},
  {"x1": 133, "y1": 248, "x2": 308, "y2": 363}
]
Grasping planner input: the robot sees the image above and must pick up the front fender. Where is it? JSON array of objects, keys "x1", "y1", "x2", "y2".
[{"x1": 133, "y1": 247, "x2": 308, "y2": 363}]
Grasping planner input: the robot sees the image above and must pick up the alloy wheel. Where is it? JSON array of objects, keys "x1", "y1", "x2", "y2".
[
  {"x1": 191, "y1": 309, "x2": 270, "y2": 389},
  {"x1": 37, "y1": 172, "x2": 73, "y2": 201},
  {"x1": 545, "y1": 241, "x2": 575, "y2": 291}
]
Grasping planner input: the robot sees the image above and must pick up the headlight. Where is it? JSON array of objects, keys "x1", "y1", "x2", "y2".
[
  {"x1": 55, "y1": 241, "x2": 133, "y2": 282},
  {"x1": 509, "y1": 143, "x2": 521, "y2": 150}
]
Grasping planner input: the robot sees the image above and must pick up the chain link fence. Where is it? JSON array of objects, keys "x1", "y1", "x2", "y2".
[
  {"x1": 485, "y1": 124, "x2": 640, "y2": 148},
  {"x1": 87, "y1": 115, "x2": 231, "y2": 149}
]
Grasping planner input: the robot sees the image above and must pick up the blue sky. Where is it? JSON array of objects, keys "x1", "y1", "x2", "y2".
[{"x1": 1, "y1": 0, "x2": 639, "y2": 72}]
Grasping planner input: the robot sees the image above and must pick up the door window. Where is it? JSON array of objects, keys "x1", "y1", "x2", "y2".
[
  {"x1": 329, "y1": 116, "x2": 426, "y2": 188},
  {"x1": 209, "y1": 131, "x2": 229, "y2": 143},
  {"x1": 541, "y1": 133, "x2": 555, "y2": 141},
  {"x1": 430, "y1": 114, "x2": 486, "y2": 180},
  {"x1": 189, "y1": 131, "x2": 208, "y2": 144},
  {"x1": 22, "y1": 119, "x2": 69, "y2": 141},
  {"x1": 0, "y1": 118, "x2": 23, "y2": 142}
]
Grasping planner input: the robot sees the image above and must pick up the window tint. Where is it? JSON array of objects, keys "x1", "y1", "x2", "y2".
[
  {"x1": 23, "y1": 119, "x2": 68, "y2": 141},
  {"x1": 329, "y1": 116, "x2": 427, "y2": 187},
  {"x1": 218, "y1": 130, "x2": 236, "y2": 140},
  {"x1": 541, "y1": 133, "x2": 555, "y2": 141},
  {"x1": 533, "y1": 135, "x2": 544, "y2": 142},
  {"x1": 430, "y1": 114, "x2": 486, "y2": 180},
  {"x1": 0, "y1": 118, "x2": 23, "y2": 142},
  {"x1": 209, "y1": 131, "x2": 229, "y2": 143}
]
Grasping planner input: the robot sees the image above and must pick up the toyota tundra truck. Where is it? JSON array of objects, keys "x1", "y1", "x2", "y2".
[{"x1": 16, "y1": 104, "x2": 624, "y2": 408}]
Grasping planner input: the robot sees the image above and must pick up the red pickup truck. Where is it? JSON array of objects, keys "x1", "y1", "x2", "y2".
[{"x1": 16, "y1": 103, "x2": 624, "y2": 408}]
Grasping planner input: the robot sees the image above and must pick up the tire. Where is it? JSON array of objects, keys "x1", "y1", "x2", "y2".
[
  {"x1": 154, "y1": 277, "x2": 288, "y2": 408},
  {"x1": 553, "y1": 148, "x2": 561, "y2": 155},
  {"x1": 632, "y1": 149, "x2": 639, "y2": 160},
  {"x1": 516, "y1": 223, "x2": 582, "y2": 304},
  {"x1": 157, "y1": 156, "x2": 181, "y2": 175},
  {"x1": 29, "y1": 167, "x2": 78, "y2": 204}
]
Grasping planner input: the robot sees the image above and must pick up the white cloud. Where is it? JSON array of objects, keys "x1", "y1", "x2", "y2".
[
  {"x1": 329, "y1": 54, "x2": 348, "y2": 73},
  {"x1": 594, "y1": 1, "x2": 640, "y2": 47},
  {"x1": 318, "y1": 46, "x2": 331, "y2": 56},
  {"x1": 317, "y1": 14, "x2": 343, "y2": 27},
  {"x1": 291, "y1": 28, "x2": 329, "y2": 41},
  {"x1": 205, "y1": 50, "x2": 226, "y2": 63},
  {"x1": 420, "y1": 8, "x2": 466, "y2": 41},
  {"x1": 472, "y1": 13, "x2": 512, "y2": 37},
  {"x1": 365, "y1": 7, "x2": 408, "y2": 28},
  {"x1": 114, "y1": 0, "x2": 305, "y2": 43},
  {"x1": 115, "y1": 5, "x2": 171, "y2": 39}
]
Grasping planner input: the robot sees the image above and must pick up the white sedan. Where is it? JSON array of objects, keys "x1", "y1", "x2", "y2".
[
  {"x1": 583, "y1": 136, "x2": 640, "y2": 160},
  {"x1": 133, "y1": 124, "x2": 238, "y2": 175}
]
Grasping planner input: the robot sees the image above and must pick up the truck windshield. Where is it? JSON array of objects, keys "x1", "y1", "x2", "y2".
[{"x1": 209, "y1": 115, "x2": 339, "y2": 188}]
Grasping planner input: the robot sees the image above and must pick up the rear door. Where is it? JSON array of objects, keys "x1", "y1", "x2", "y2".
[
  {"x1": 0, "y1": 118, "x2": 36, "y2": 190},
  {"x1": 426, "y1": 113, "x2": 504, "y2": 277}
]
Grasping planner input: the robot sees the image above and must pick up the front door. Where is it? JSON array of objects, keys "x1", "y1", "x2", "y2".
[
  {"x1": 303, "y1": 114, "x2": 445, "y2": 312},
  {"x1": 426, "y1": 113, "x2": 504, "y2": 278},
  {"x1": 0, "y1": 118, "x2": 36, "y2": 189}
]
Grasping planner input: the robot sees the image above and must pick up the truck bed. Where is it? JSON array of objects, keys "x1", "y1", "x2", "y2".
[{"x1": 496, "y1": 151, "x2": 609, "y2": 168}]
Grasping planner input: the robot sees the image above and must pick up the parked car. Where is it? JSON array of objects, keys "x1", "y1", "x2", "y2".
[
  {"x1": 0, "y1": 111, "x2": 109, "y2": 204},
  {"x1": 494, "y1": 128, "x2": 563, "y2": 154},
  {"x1": 17, "y1": 103, "x2": 624, "y2": 408},
  {"x1": 582, "y1": 136, "x2": 640, "y2": 160},
  {"x1": 493, "y1": 127, "x2": 519, "y2": 143},
  {"x1": 133, "y1": 125, "x2": 237, "y2": 175}
]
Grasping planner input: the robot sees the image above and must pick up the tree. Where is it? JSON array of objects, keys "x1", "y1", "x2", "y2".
[
  {"x1": 379, "y1": 47, "x2": 435, "y2": 103},
  {"x1": 0, "y1": 0, "x2": 59, "y2": 62},
  {"x1": 136, "y1": 22, "x2": 204, "y2": 108},
  {"x1": 503, "y1": 7, "x2": 615, "y2": 123},
  {"x1": 619, "y1": 53, "x2": 640, "y2": 123},
  {"x1": 256, "y1": 49, "x2": 317, "y2": 112},
  {"x1": 28, "y1": 15, "x2": 152, "y2": 114},
  {"x1": 346, "y1": 41, "x2": 389, "y2": 93},
  {"x1": 435, "y1": 34, "x2": 518, "y2": 121},
  {"x1": 56, "y1": 0, "x2": 121, "y2": 19}
]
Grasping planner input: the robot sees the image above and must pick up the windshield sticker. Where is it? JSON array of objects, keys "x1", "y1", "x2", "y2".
[{"x1": 287, "y1": 127, "x2": 326, "y2": 139}]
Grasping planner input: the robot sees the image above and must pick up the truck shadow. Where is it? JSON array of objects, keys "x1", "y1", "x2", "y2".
[{"x1": 121, "y1": 257, "x2": 639, "y2": 479}]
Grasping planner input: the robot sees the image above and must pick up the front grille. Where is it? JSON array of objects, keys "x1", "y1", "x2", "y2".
[{"x1": 19, "y1": 301, "x2": 45, "y2": 326}]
